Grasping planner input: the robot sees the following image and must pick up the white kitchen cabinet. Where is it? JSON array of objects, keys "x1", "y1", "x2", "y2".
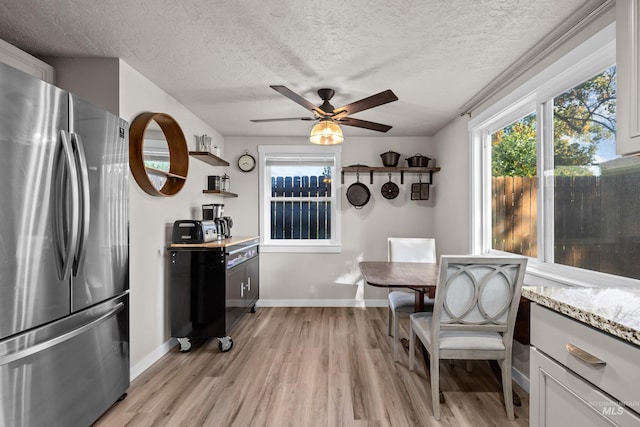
[
  {"x1": 617, "y1": 0, "x2": 640, "y2": 155},
  {"x1": 0, "y1": 38, "x2": 54, "y2": 83},
  {"x1": 530, "y1": 348, "x2": 640, "y2": 426},
  {"x1": 530, "y1": 303, "x2": 640, "y2": 426}
]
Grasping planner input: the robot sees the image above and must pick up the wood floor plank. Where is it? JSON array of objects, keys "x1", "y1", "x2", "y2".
[{"x1": 94, "y1": 307, "x2": 529, "y2": 426}]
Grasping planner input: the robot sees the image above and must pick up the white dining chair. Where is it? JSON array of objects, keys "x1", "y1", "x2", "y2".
[
  {"x1": 408, "y1": 255, "x2": 527, "y2": 420},
  {"x1": 387, "y1": 237, "x2": 436, "y2": 361}
]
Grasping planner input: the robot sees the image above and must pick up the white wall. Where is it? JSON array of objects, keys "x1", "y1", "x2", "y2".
[
  {"x1": 224, "y1": 136, "x2": 437, "y2": 305},
  {"x1": 117, "y1": 61, "x2": 227, "y2": 374},
  {"x1": 431, "y1": 115, "x2": 471, "y2": 256}
]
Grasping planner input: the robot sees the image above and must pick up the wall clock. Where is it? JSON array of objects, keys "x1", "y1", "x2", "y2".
[{"x1": 238, "y1": 152, "x2": 256, "y2": 172}]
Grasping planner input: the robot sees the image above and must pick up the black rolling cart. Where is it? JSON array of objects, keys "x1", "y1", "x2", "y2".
[{"x1": 167, "y1": 237, "x2": 259, "y2": 353}]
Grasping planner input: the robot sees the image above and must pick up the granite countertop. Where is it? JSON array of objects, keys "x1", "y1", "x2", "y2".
[
  {"x1": 522, "y1": 285, "x2": 640, "y2": 347},
  {"x1": 168, "y1": 235, "x2": 259, "y2": 249}
]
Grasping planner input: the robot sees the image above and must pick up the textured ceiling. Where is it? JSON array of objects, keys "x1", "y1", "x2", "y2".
[{"x1": 0, "y1": 0, "x2": 592, "y2": 138}]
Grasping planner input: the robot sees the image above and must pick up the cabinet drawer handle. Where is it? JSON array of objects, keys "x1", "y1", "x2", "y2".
[{"x1": 566, "y1": 343, "x2": 606, "y2": 365}]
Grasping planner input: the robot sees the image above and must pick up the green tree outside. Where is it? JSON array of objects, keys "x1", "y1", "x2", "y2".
[{"x1": 491, "y1": 66, "x2": 616, "y2": 177}]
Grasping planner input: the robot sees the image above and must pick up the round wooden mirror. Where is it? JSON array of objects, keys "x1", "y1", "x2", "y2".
[{"x1": 129, "y1": 112, "x2": 189, "y2": 196}]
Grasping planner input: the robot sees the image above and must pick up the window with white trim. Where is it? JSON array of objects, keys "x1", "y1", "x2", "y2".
[
  {"x1": 472, "y1": 25, "x2": 640, "y2": 284},
  {"x1": 258, "y1": 145, "x2": 341, "y2": 253}
]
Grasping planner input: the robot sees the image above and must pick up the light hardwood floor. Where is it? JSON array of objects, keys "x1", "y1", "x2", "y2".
[{"x1": 94, "y1": 307, "x2": 529, "y2": 426}]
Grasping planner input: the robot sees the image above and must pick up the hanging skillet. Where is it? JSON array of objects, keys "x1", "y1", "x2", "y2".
[
  {"x1": 381, "y1": 173, "x2": 399, "y2": 199},
  {"x1": 346, "y1": 171, "x2": 371, "y2": 209}
]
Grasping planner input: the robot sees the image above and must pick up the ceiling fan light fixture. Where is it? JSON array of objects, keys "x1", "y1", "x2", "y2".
[{"x1": 310, "y1": 120, "x2": 344, "y2": 145}]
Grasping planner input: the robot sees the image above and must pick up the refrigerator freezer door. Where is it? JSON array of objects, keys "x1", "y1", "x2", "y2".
[
  {"x1": 0, "y1": 62, "x2": 71, "y2": 340},
  {"x1": 0, "y1": 294, "x2": 129, "y2": 427},
  {"x1": 69, "y1": 95, "x2": 129, "y2": 311}
]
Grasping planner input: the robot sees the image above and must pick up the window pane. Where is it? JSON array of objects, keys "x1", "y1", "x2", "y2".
[
  {"x1": 269, "y1": 165, "x2": 332, "y2": 240},
  {"x1": 552, "y1": 66, "x2": 640, "y2": 279},
  {"x1": 143, "y1": 138, "x2": 170, "y2": 190},
  {"x1": 491, "y1": 112, "x2": 538, "y2": 257}
]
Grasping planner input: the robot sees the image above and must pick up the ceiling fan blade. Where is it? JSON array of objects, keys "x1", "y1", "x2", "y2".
[
  {"x1": 333, "y1": 89, "x2": 398, "y2": 119},
  {"x1": 337, "y1": 117, "x2": 392, "y2": 132},
  {"x1": 250, "y1": 117, "x2": 315, "y2": 123},
  {"x1": 270, "y1": 85, "x2": 327, "y2": 117}
]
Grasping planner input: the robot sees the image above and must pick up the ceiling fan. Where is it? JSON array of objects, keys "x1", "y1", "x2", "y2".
[{"x1": 250, "y1": 85, "x2": 399, "y2": 133}]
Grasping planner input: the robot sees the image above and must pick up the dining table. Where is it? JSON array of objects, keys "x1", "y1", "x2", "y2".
[
  {"x1": 358, "y1": 260, "x2": 522, "y2": 407},
  {"x1": 358, "y1": 261, "x2": 439, "y2": 310}
]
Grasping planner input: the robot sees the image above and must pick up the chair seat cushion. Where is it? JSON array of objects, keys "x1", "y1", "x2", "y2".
[
  {"x1": 389, "y1": 291, "x2": 434, "y2": 313},
  {"x1": 410, "y1": 313, "x2": 506, "y2": 351},
  {"x1": 388, "y1": 291, "x2": 415, "y2": 311}
]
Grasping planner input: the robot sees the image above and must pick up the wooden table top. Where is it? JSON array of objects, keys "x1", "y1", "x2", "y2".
[
  {"x1": 168, "y1": 235, "x2": 259, "y2": 249},
  {"x1": 359, "y1": 261, "x2": 439, "y2": 288}
]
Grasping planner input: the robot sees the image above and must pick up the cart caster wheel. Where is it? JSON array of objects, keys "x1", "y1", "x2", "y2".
[
  {"x1": 250, "y1": 304, "x2": 256, "y2": 314},
  {"x1": 118, "y1": 393, "x2": 127, "y2": 402},
  {"x1": 177, "y1": 337, "x2": 192, "y2": 352},
  {"x1": 218, "y1": 336, "x2": 233, "y2": 352}
]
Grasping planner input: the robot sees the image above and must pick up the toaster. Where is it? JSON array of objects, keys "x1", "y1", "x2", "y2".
[{"x1": 172, "y1": 220, "x2": 217, "y2": 243}]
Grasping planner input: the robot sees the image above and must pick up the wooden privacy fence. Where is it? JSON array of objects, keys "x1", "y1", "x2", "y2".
[
  {"x1": 492, "y1": 173, "x2": 640, "y2": 279},
  {"x1": 271, "y1": 175, "x2": 331, "y2": 239},
  {"x1": 492, "y1": 176, "x2": 537, "y2": 257}
]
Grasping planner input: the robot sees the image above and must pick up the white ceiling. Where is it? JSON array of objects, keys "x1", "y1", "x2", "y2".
[{"x1": 0, "y1": 0, "x2": 593, "y2": 138}]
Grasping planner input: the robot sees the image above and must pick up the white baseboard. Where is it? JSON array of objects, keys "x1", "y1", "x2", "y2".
[
  {"x1": 512, "y1": 366, "x2": 530, "y2": 393},
  {"x1": 130, "y1": 337, "x2": 176, "y2": 381},
  {"x1": 257, "y1": 299, "x2": 388, "y2": 308}
]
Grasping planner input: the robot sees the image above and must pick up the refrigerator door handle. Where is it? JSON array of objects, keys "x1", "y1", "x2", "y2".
[
  {"x1": 55, "y1": 130, "x2": 80, "y2": 282},
  {"x1": 0, "y1": 302, "x2": 125, "y2": 366},
  {"x1": 70, "y1": 133, "x2": 90, "y2": 274}
]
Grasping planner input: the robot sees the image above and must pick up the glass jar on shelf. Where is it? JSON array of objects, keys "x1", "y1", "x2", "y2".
[{"x1": 221, "y1": 173, "x2": 230, "y2": 192}]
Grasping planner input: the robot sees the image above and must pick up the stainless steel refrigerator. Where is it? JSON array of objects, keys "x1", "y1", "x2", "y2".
[{"x1": 0, "y1": 62, "x2": 130, "y2": 426}]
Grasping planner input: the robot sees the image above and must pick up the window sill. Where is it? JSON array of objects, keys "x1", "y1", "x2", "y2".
[
  {"x1": 260, "y1": 244, "x2": 342, "y2": 254},
  {"x1": 485, "y1": 251, "x2": 640, "y2": 289}
]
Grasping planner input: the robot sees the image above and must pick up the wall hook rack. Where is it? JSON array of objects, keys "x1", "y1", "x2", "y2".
[{"x1": 340, "y1": 165, "x2": 441, "y2": 184}]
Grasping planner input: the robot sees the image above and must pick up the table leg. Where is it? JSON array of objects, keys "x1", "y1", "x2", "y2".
[{"x1": 413, "y1": 289, "x2": 425, "y2": 312}]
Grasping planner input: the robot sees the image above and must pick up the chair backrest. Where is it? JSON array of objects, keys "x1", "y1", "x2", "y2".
[
  {"x1": 387, "y1": 237, "x2": 436, "y2": 263},
  {"x1": 432, "y1": 256, "x2": 527, "y2": 339}
]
